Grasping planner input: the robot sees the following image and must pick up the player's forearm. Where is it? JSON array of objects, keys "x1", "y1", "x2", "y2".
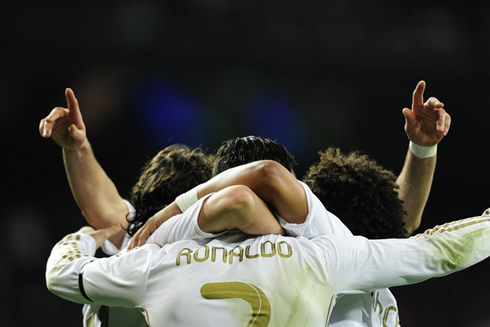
[
  {"x1": 196, "y1": 160, "x2": 307, "y2": 223},
  {"x1": 396, "y1": 149, "x2": 436, "y2": 235},
  {"x1": 198, "y1": 185, "x2": 285, "y2": 235},
  {"x1": 62, "y1": 142, "x2": 128, "y2": 229}
]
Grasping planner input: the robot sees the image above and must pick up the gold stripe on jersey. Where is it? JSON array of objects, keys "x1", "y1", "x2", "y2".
[
  {"x1": 418, "y1": 216, "x2": 490, "y2": 236},
  {"x1": 176, "y1": 240, "x2": 293, "y2": 266},
  {"x1": 55, "y1": 233, "x2": 89, "y2": 262},
  {"x1": 85, "y1": 313, "x2": 96, "y2": 327},
  {"x1": 141, "y1": 307, "x2": 151, "y2": 327}
]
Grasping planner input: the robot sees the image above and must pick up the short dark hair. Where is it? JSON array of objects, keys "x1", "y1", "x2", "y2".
[
  {"x1": 212, "y1": 136, "x2": 297, "y2": 176},
  {"x1": 303, "y1": 147, "x2": 407, "y2": 239},
  {"x1": 126, "y1": 144, "x2": 213, "y2": 236}
]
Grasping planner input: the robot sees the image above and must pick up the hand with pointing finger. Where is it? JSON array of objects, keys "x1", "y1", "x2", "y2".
[
  {"x1": 403, "y1": 80, "x2": 451, "y2": 146},
  {"x1": 39, "y1": 88, "x2": 88, "y2": 151}
]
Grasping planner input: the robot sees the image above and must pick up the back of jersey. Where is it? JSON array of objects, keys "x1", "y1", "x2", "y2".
[{"x1": 142, "y1": 233, "x2": 334, "y2": 326}]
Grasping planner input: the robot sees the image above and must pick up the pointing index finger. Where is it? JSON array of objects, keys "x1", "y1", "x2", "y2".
[
  {"x1": 65, "y1": 88, "x2": 78, "y2": 111},
  {"x1": 412, "y1": 80, "x2": 426, "y2": 108},
  {"x1": 65, "y1": 88, "x2": 84, "y2": 126}
]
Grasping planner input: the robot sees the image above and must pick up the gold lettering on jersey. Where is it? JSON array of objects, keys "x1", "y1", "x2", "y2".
[
  {"x1": 201, "y1": 282, "x2": 271, "y2": 326},
  {"x1": 176, "y1": 240, "x2": 294, "y2": 266},
  {"x1": 371, "y1": 291, "x2": 400, "y2": 327},
  {"x1": 194, "y1": 245, "x2": 210, "y2": 262},
  {"x1": 212, "y1": 246, "x2": 228, "y2": 263},
  {"x1": 373, "y1": 291, "x2": 383, "y2": 315},
  {"x1": 277, "y1": 241, "x2": 293, "y2": 258},
  {"x1": 245, "y1": 245, "x2": 259, "y2": 259},
  {"x1": 229, "y1": 245, "x2": 244, "y2": 264},
  {"x1": 383, "y1": 306, "x2": 399, "y2": 327},
  {"x1": 176, "y1": 248, "x2": 193, "y2": 265},
  {"x1": 261, "y1": 241, "x2": 276, "y2": 257}
]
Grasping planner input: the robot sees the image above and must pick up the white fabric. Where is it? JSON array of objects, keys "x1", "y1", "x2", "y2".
[
  {"x1": 83, "y1": 183, "x2": 399, "y2": 326},
  {"x1": 81, "y1": 197, "x2": 223, "y2": 327},
  {"x1": 147, "y1": 194, "x2": 225, "y2": 245},
  {"x1": 280, "y1": 182, "x2": 400, "y2": 326},
  {"x1": 85, "y1": 199, "x2": 143, "y2": 326},
  {"x1": 100, "y1": 200, "x2": 134, "y2": 255},
  {"x1": 47, "y1": 207, "x2": 490, "y2": 326},
  {"x1": 278, "y1": 182, "x2": 352, "y2": 238}
]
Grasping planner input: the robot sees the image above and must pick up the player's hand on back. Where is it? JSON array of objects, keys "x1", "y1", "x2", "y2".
[
  {"x1": 78, "y1": 225, "x2": 121, "y2": 249},
  {"x1": 128, "y1": 202, "x2": 182, "y2": 249}
]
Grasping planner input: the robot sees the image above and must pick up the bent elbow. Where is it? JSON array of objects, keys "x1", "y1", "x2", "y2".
[
  {"x1": 221, "y1": 185, "x2": 256, "y2": 214},
  {"x1": 253, "y1": 160, "x2": 287, "y2": 187}
]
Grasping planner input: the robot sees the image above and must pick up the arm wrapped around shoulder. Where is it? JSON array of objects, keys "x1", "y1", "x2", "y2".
[{"x1": 45, "y1": 233, "x2": 97, "y2": 304}]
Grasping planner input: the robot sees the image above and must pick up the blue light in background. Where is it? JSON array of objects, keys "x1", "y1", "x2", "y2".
[
  {"x1": 135, "y1": 80, "x2": 206, "y2": 149},
  {"x1": 244, "y1": 91, "x2": 306, "y2": 156}
]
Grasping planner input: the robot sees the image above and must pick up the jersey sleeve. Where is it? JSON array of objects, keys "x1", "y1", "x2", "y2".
[
  {"x1": 278, "y1": 181, "x2": 352, "y2": 238},
  {"x1": 147, "y1": 194, "x2": 226, "y2": 245},
  {"x1": 46, "y1": 230, "x2": 160, "y2": 308},
  {"x1": 314, "y1": 214, "x2": 490, "y2": 294},
  {"x1": 46, "y1": 232, "x2": 100, "y2": 304}
]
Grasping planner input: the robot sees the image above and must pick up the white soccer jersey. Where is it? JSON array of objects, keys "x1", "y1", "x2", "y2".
[
  {"x1": 83, "y1": 200, "x2": 146, "y2": 327},
  {"x1": 120, "y1": 183, "x2": 399, "y2": 326},
  {"x1": 81, "y1": 197, "x2": 223, "y2": 327},
  {"x1": 278, "y1": 181, "x2": 352, "y2": 238},
  {"x1": 146, "y1": 194, "x2": 223, "y2": 244},
  {"x1": 328, "y1": 289, "x2": 399, "y2": 327},
  {"x1": 47, "y1": 197, "x2": 490, "y2": 326},
  {"x1": 100, "y1": 200, "x2": 135, "y2": 255},
  {"x1": 278, "y1": 182, "x2": 401, "y2": 327}
]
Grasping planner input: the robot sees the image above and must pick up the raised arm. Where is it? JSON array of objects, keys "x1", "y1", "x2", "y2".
[
  {"x1": 40, "y1": 88, "x2": 128, "y2": 246},
  {"x1": 397, "y1": 80, "x2": 451, "y2": 234}
]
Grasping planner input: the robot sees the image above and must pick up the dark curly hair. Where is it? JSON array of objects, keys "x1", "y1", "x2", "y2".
[
  {"x1": 303, "y1": 147, "x2": 407, "y2": 239},
  {"x1": 126, "y1": 144, "x2": 213, "y2": 236},
  {"x1": 213, "y1": 136, "x2": 297, "y2": 175}
]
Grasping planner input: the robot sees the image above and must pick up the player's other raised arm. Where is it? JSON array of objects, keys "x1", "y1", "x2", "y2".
[
  {"x1": 397, "y1": 80, "x2": 451, "y2": 234},
  {"x1": 40, "y1": 88, "x2": 128, "y2": 247}
]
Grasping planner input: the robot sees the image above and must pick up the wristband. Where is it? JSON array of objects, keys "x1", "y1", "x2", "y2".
[
  {"x1": 175, "y1": 185, "x2": 199, "y2": 212},
  {"x1": 409, "y1": 141, "x2": 437, "y2": 159}
]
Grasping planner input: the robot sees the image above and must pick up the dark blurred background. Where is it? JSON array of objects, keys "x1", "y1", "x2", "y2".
[{"x1": 3, "y1": 1, "x2": 490, "y2": 326}]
